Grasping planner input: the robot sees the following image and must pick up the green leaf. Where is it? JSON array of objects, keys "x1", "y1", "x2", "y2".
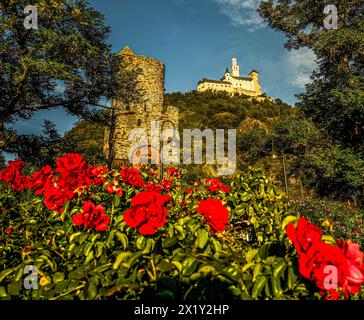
[
  {"x1": 84, "y1": 242, "x2": 94, "y2": 257},
  {"x1": 253, "y1": 264, "x2": 262, "y2": 282},
  {"x1": 0, "y1": 286, "x2": 8, "y2": 298},
  {"x1": 271, "y1": 277, "x2": 282, "y2": 297},
  {"x1": 115, "y1": 232, "x2": 128, "y2": 250},
  {"x1": 85, "y1": 250, "x2": 94, "y2": 264},
  {"x1": 182, "y1": 257, "x2": 198, "y2": 276},
  {"x1": 168, "y1": 224, "x2": 174, "y2": 237},
  {"x1": 157, "y1": 260, "x2": 174, "y2": 272},
  {"x1": 113, "y1": 194, "x2": 121, "y2": 207},
  {"x1": 287, "y1": 266, "x2": 297, "y2": 290},
  {"x1": 53, "y1": 272, "x2": 65, "y2": 284},
  {"x1": 61, "y1": 201, "x2": 70, "y2": 221},
  {"x1": 273, "y1": 261, "x2": 287, "y2": 279},
  {"x1": 69, "y1": 232, "x2": 82, "y2": 243},
  {"x1": 198, "y1": 265, "x2": 216, "y2": 275},
  {"x1": 211, "y1": 238, "x2": 222, "y2": 256},
  {"x1": 195, "y1": 228, "x2": 209, "y2": 250},
  {"x1": 252, "y1": 276, "x2": 267, "y2": 299},
  {"x1": 171, "y1": 261, "x2": 183, "y2": 273},
  {"x1": 258, "y1": 244, "x2": 269, "y2": 260},
  {"x1": 282, "y1": 215, "x2": 297, "y2": 231},
  {"x1": 162, "y1": 236, "x2": 178, "y2": 248},
  {"x1": 7, "y1": 281, "x2": 21, "y2": 296},
  {"x1": 88, "y1": 281, "x2": 98, "y2": 299},
  {"x1": 142, "y1": 239, "x2": 155, "y2": 254},
  {"x1": 135, "y1": 236, "x2": 147, "y2": 250},
  {"x1": 95, "y1": 242, "x2": 105, "y2": 258},
  {"x1": 90, "y1": 263, "x2": 112, "y2": 274},
  {"x1": 0, "y1": 268, "x2": 16, "y2": 282},
  {"x1": 321, "y1": 235, "x2": 337, "y2": 245},
  {"x1": 113, "y1": 252, "x2": 132, "y2": 270},
  {"x1": 246, "y1": 249, "x2": 258, "y2": 263},
  {"x1": 67, "y1": 243, "x2": 76, "y2": 258},
  {"x1": 68, "y1": 268, "x2": 86, "y2": 280},
  {"x1": 242, "y1": 262, "x2": 255, "y2": 272}
]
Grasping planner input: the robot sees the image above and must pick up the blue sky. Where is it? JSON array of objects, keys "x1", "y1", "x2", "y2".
[{"x1": 7, "y1": 0, "x2": 317, "y2": 146}]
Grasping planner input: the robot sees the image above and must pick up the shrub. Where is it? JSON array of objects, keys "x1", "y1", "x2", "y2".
[{"x1": 0, "y1": 155, "x2": 363, "y2": 300}]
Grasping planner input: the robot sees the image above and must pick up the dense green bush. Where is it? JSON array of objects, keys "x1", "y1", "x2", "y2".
[{"x1": 0, "y1": 156, "x2": 363, "y2": 300}]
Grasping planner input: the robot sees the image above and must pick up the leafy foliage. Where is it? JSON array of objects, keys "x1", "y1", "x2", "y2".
[
  {"x1": 258, "y1": 5, "x2": 364, "y2": 156},
  {"x1": 1, "y1": 156, "x2": 363, "y2": 300},
  {"x1": 0, "y1": 0, "x2": 138, "y2": 153}
]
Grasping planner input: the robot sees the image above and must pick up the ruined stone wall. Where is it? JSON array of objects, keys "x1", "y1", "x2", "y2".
[{"x1": 104, "y1": 46, "x2": 178, "y2": 166}]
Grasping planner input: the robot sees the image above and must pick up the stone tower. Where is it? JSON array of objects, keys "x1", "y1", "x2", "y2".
[
  {"x1": 104, "y1": 46, "x2": 179, "y2": 167},
  {"x1": 248, "y1": 70, "x2": 262, "y2": 95}
]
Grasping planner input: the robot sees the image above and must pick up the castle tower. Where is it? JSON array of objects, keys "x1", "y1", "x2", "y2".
[
  {"x1": 104, "y1": 45, "x2": 179, "y2": 167},
  {"x1": 248, "y1": 70, "x2": 262, "y2": 95},
  {"x1": 231, "y1": 57, "x2": 240, "y2": 77}
]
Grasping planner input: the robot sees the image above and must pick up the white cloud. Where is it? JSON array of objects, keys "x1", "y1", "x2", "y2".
[
  {"x1": 286, "y1": 48, "x2": 317, "y2": 88},
  {"x1": 212, "y1": 0, "x2": 265, "y2": 30}
]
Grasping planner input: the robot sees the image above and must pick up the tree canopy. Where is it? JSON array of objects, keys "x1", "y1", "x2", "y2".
[
  {"x1": 0, "y1": 0, "x2": 119, "y2": 150},
  {"x1": 259, "y1": 0, "x2": 364, "y2": 149}
]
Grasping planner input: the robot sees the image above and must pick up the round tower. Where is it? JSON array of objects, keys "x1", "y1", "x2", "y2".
[{"x1": 248, "y1": 70, "x2": 262, "y2": 95}]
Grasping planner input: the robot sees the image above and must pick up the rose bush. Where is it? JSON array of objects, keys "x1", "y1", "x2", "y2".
[{"x1": 0, "y1": 153, "x2": 363, "y2": 300}]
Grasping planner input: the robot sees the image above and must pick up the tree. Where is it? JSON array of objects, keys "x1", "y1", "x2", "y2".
[
  {"x1": 292, "y1": 146, "x2": 364, "y2": 205},
  {"x1": 259, "y1": 0, "x2": 364, "y2": 150},
  {"x1": 5, "y1": 120, "x2": 78, "y2": 167},
  {"x1": 0, "y1": 0, "x2": 132, "y2": 151},
  {"x1": 64, "y1": 118, "x2": 106, "y2": 164},
  {"x1": 0, "y1": 152, "x2": 5, "y2": 169}
]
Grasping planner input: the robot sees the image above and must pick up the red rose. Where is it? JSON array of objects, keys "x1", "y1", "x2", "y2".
[
  {"x1": 0, "y1": 160, "x2": 20, "y2": 184},
  {"x1": 286, "y1": 217, "x2": 322, "y2": 254},
  {"x1": 144, "y1": 182, "x2": 163, "y2": 193},
  {"x1": 11, "y1": 174, "x2": 31, "y2": 191},
  {"x1": 91, "y1": 165, "x2": 109, "y2": 186},
  {"x1": 123, "y1": 191, "x2": 170, "y2": 235},
  {"x1": 197, "y1": 199, "x2": 229, "y2": 233},
  {"x1": 72, "y1": 200, "x2": 110, "y2": 231},
  {"x1": 120, "y1": 167, "x2": 145, "y2": 188},
  {"x1": 43, "y1": 182, "x2": 74, "y2": 213},
  {"x1": 56, "y1": 153, "x2": 88, "y2": 174},
  {"x1": 339, "y1": 239, "x2": 364, "y2": 265},
  {"x1": 205, "y1": 178, "x2": 231, "y2": 193},
  {"x1": 286, "y1": 217, "x2": 364, "y2": 299},
  {"x1": 167, "y1": 168, "x2": 180, "y2": 178},
  {"x1": 149, "y1": 170, "x2": 157, "y2": 176},
  {"x1": 339, "y1": 239, "x2": 364, "y2": 293},
  {"x1": 305, "y1": 241, "x2": 347, "y2": 291},
  {"x1": 0, "y1": 160, "x2": 30, "y2": 191},
  {"x1": 117, "y1": 188, "x2": 123, "y2": 197},
  {"x1": 184, "y1": 188, "x2": 193, "y2": 194},
  {"x1": 6, "y1": 228, "x2": 13, "y2": 234},
  {"x1": 161, "y1": 178, "x2": 172, "y2": 191},
  {"x1": 30, "y1": 165, "x2": 54, "y2": 195},
  {"x1": 105, "y1": 184, "x2": 117, "y2": 194}
]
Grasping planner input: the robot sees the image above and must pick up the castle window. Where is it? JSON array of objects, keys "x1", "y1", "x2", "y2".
[{"x1": 137, "y1": 119, "x2": 142, "y2": 127}]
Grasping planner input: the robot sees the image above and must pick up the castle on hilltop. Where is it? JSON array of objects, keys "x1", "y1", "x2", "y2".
[{"x1": 198, "y1": 57, "x2": 264, "y2": 97}]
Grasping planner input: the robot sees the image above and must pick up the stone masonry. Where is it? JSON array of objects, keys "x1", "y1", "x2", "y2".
[{"x1": 104, "y1": 46, "x2": 179, "y2": 167}]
